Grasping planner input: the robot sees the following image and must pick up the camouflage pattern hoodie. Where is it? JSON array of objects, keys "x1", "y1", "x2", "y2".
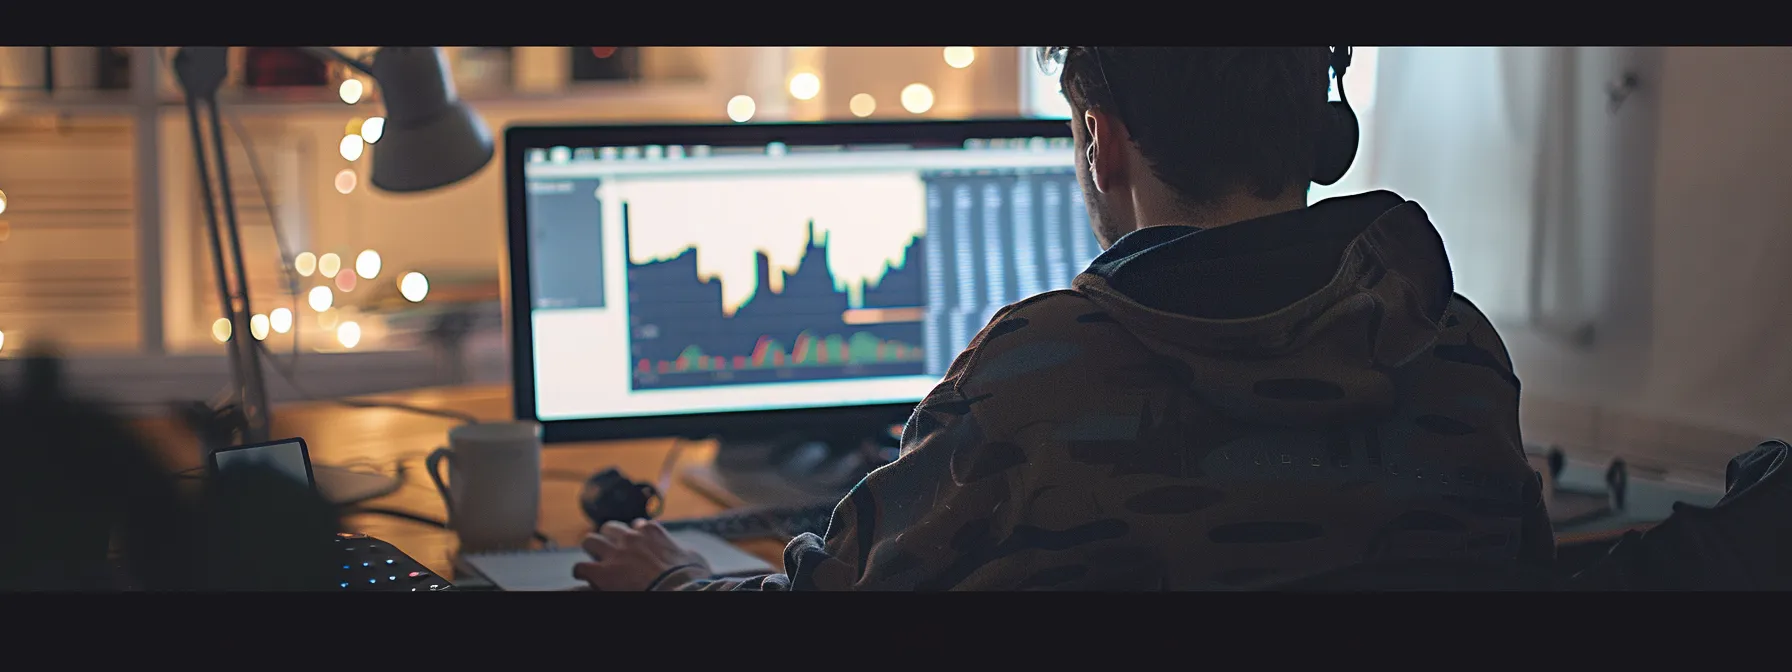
[{"x1": 665, "y1": 190, "x2": 1554, "y2": 591}]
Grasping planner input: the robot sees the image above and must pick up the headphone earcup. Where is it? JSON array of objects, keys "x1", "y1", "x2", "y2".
[{"x1": 1311, "y1": 100, "x2": 1360, "y2": 186}]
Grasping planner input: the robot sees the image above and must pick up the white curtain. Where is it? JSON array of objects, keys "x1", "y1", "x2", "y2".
[
  {"x1": 1357, "y1": 47, "x2": 1705, "y2": 426},
  {"x1": 1019, "y1": 46, "x2": 1657, "y2": 351},
  {"x1": 1355, "y1": 47, "x2": 1665, "y2": 348},
  {"x1": 1357, "y1": 47, "x2": 1570, "y2": 331}
]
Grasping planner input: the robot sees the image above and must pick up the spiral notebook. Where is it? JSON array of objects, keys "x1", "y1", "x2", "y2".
[{"x1": 458, "y1": 530, "x2": 775, "y2": 591}]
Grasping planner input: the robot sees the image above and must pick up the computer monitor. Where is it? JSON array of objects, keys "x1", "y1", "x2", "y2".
[{"x1": 505, "y1": 119, "x2": 1091, "y2": 443}]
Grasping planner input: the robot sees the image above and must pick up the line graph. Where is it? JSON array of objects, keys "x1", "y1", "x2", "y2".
[
  {"x1": 621, "y1": 172, "x2": 929, "y2": 390},
  {"x1": 622, "y1": 173, "x2": 926, "y2": 316}
]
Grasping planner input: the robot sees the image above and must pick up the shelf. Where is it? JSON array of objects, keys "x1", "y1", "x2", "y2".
[
  {"x1": 0, "y1": 80, "x2": 722, "y2": 120},
  {"x1": 0, "y1": 89, "x2": 141, "y2": 116}
]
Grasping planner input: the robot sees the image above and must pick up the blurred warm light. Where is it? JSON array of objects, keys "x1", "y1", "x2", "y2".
[
  {"x1": 591, "y1": 47, "x2": 618, "y2": 58},
  {"x1": 943, "y1": 47, "x2": 976, "y2": 69},
  {"x1": 346, "y1": 117, "x2": 364, "y2": 136},
  {"x1": 788, "y1": 72, "x2": 821, "y2": 101},
  {"x1": 294, "y1": 251, "x2": 316, "y2": 277},
  {"x1": 308, "y1": 286, "x2": 334, "y2": 312},
  {"x1": 319, "y1": 253, "x2": 341, "y2": 278},
  {"x1": 355, "y1": 249, "x2": 381, "y2": 279},
  {"x1": 270, "y1": 307, "x2": 293, "y2": 334},
  {"x1": 334, "y1": 169, "x2": 357, "y2": 194},
  {"x1": 339, "y1": 79, "x2": 364, "y2": 104},
  {"x1": 0, "y1": 188, "x2": 7, "y2": 215},
  {"x1": 0, "y1": 221, "x2": 10, "y2": 242},
  {"x1": 361, "y1": 315, "x2": 389, "y2": 344},
  {"x1": 211, "y1": 318, "x2": 232, "y2": 343},
  {"x1": 337, "y1": 321, "x2": 362, "y2": 349},
  {"x1": 249, "y1": 313, "x2": 270, "y2": 341},
  {"x1": 399, "y1": 272, "x2": 429, "y2": 303},
  {"x1": 335, "y1": 272, "x2": 357, "y2": 292},
  {"x1": 726, "y1": 95, "x2": 756, "y2": 123},
  {"x1": 318, "y1": 309, "x2": 339, "y2": 329},
  {"x1": 901, "y1": 83, "x2": 934, "y2": 114},
  {"x1": 340, "y1": 135, "x2": 365, "y2": 162},
  {"x1": 361, "y1": 116, "x2": 385, "y2": 144},
  {"x1": 849, "y1": 93, "x2": 876, "y2": 118},
  {"x1": 0, "y1": 330, "x2": 6, "y2": 353}
]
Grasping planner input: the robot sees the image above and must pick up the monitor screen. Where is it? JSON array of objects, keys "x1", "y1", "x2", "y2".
[{"x1": 511, "y1": 121, "x2": 1093, "y2": 428}]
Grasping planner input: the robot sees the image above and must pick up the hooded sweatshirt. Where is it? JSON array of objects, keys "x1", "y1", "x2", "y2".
[{"x1": 666, "y1": 190, "x2": 1554, "y2": 591}]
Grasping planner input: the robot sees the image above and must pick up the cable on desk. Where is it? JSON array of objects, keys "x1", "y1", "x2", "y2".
[
  {"x1": 329, "y1": 451, "x2": 431, "y2": 474},
  {"x1": 655, "y1": 437, "x2": 689, "y2": 500},
  {"x1": 174, "y1": 451, "x2": 430, "y2": 483},
  {"x1": 543, "y1": 468, "x2": 595, "y2": 482},
  {"x1": 346, "y1": 506, "x2": 553, "y2": 546},
  {"x1": 321, "y1": 393, "x2": 483, "y2": 426},
  {"x1": 255, "y1": 340, "x2": 482, "y2": 426}
]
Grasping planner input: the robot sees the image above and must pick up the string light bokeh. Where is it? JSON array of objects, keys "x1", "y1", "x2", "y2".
[
  {"x1": 943, "y1": 47, "x2": 975, "y2": 69},
  {"x1": 713, "y1": 46, "x2": 984, "y2": 122},
  {"x1": 788, "y1": 72, "x2": 821, "y2": 101},
  {"x1": 308, "y1": 285, "x2": 333, "y2": 312},
  {"x1": 849, "y1": 93, "x2": 876, "y2": 117},
  {"x1": 400, "y1": 272, "x2": 429, "y2": 303},
  {"x1": 251, "y1": 47, "x2": 992, "y2": 355},
  {"x1": 355, "y1": 250, "x2": 381, "y2": 279},
  {"x1": 338, "y1": 79, "x2": 364, "y2": 105},
  {"x1": 727, "y1": 95, "x2": 756, "y2": 122},
  {"x1": 901, "y1": 83, "x2": 934, "y2": 114},
  {"x1": 318, "y1": 253, "x2": 341, "y2": 279},
  {"x1": 273, "y1": 68, "x2": 435, "y2": 355}
]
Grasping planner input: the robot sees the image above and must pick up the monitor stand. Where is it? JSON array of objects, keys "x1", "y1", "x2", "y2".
[{"x1": 679, "y1": 427, "x2": 901, "y2": 509}]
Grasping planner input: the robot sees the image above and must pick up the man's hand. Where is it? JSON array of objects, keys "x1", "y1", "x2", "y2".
[{"x1": 572, "y1": 519, "x2": 711, "y2": 591}]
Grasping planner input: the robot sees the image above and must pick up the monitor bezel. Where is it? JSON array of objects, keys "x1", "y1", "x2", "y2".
[{"x1": 504, "y1": 118, "x2": 1075, "y2": 444}]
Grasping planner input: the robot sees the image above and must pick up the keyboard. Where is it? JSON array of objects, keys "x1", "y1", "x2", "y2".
[
  {"x1": 663, "y1": 502, "x2": 837, "y2": 541},
  {"x1": 335, "y1": 532, "x2": 453, "y2": 591}
]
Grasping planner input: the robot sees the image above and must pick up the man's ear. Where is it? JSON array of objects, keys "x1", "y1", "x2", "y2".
[{"x1": 1084, "y1": 109, "x2": 1124, "y2": 194}]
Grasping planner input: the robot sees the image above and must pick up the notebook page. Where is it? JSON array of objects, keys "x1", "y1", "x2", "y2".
[{"x1": 460, "y1": 530, "x2": 775, "y2": 591}]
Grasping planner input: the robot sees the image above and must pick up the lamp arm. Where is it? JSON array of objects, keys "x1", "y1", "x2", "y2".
[{"x1": 301, "y1": 47, "x2": 375, "y2": 77}]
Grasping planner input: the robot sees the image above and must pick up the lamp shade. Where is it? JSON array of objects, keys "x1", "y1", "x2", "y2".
[{"x1": 367, "y1": 48, "x2": 494, "y2": 193}]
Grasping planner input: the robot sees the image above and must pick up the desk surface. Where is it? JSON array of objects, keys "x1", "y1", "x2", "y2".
[
  {"x1": 136, "y1": 384, "x2": 787, "y2": 579},
  {"x1": 135, "y1": 384, "x2": 1707, "y2": 583}
]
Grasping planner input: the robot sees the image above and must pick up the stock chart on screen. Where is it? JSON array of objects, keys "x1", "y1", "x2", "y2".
[
  {"x1": 520, "y1": 134, "x2": 1097, "y2": 420},
  {"x1": 623, "y1": 187, "x2": 930, "y2": 390},
  {"x1": 619, "y1": 167, "x2": 1093, "y2": 392}
]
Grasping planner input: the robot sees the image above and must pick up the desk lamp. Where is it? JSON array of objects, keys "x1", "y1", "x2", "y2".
[{"x1": 172, "y1": 47, "x2": 494, "y2": 450}]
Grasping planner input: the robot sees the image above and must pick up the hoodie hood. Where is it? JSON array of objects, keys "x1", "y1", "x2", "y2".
[{"x1": 1071, "y1": 190, "x2": 1456, "y2": 427}]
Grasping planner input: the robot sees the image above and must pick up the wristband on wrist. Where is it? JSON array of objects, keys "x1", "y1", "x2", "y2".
[{"x1": 645, "y1": 563, "x2": 706, "y2": 591}]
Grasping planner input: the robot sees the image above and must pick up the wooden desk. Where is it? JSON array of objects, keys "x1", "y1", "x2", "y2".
[
  {"x1": 135, "y1": 383, "x2": 1673, "y2": 584},
  {"x1": 137, "y1": 384, "x2": 788, "y2": 579}
]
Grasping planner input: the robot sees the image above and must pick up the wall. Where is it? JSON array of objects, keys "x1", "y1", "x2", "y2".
[
  {"x1": 1644, "y1": 47, "x2": 1792, "y2": 434},
  {"x1": 19, "y1": 46, "x2": 1786, "y2": 477},
  {"x1": 0, "y1": 46, "x2": 1027, "y2": 411},
  {"x1": 1508, "y1": 46, "x2": 1792, "y2": 479},
  {"x1": 0, "y1": 117, "x2": 139, "y2": 352},
  {"x1": 145, "y1": 47, "x2": 1021, "y2": 352}
]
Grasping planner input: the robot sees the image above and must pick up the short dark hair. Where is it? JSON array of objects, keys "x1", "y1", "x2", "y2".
[{"x1": 1055, "y1": 47, "x2": 1332, "y2": 206}]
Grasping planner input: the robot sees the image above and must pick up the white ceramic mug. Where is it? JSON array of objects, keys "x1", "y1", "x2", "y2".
[{"x1": 427, "y1": 421, "x2": 542, "y2": 553}]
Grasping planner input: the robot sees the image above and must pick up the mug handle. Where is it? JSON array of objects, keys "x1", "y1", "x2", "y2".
[{"x1": 425, "y1": 446, "x2": 455, "y2": 523}]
